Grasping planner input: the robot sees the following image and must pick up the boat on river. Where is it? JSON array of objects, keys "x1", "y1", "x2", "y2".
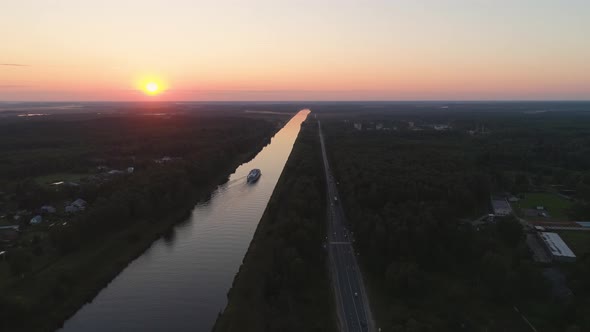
[{"x1": 247, "y1": 169, "x2": 261, "y2": 183}]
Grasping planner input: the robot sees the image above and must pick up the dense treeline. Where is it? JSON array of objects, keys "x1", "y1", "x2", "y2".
[
  {"x1": 214, "y1": 119, "x2": 336, "y2": 332},
  {"x1": 0, "y1": 113, "x2": 282, "y2": 332},
  {"x1": 0, "y1": 114, "x2": 278, "y2": 181},
  {"x1": 464, "y1": 112, "x2": 590, "y2": 220},
  {"x1": 323, "y1": 109, "x2": 590, "y2": 331},
  {"x1": 324, "y1": 108, "x2": 590, "y2": 215}
]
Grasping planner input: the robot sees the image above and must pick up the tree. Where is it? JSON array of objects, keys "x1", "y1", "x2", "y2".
[
  {"x1": 8, "y1": 249, "x2": 33, "y2": 276},
  {"x1": 496, "y1": 217, "x2": 523, "y2": 248}
]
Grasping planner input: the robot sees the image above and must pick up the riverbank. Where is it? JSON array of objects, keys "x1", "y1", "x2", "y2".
[
  {"x1": 0, "y1": 116, "x2": 289, "y2": 332},
  {"x1": 213, "y1": 117, "x2": 337, "y2": 332}
]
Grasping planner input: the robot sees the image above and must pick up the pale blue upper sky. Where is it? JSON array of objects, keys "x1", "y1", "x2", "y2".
[{"x1": 1, "y1": 0, "x2": 589, "y2": 100}]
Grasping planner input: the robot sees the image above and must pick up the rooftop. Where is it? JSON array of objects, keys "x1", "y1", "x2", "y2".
[{"x1": 539, "y1": 232, "x2": 576, "y2": 258}]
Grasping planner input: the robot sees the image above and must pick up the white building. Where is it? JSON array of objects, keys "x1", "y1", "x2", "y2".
[
  {"x1": 539, "y1": 232, "x2": 576, "y2": 262},
  {"x1": 433, "y1": 124, "x2": 450, "y2": 131}
]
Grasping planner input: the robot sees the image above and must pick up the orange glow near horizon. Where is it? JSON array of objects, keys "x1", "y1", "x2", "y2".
[{"x1": 1, "y1": 1, "x2": 589, "y2": 101}]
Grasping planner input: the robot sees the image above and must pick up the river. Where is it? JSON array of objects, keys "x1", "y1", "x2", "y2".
[{"x1": 59, "y1": 109, "x2": 310, "y2": 332}]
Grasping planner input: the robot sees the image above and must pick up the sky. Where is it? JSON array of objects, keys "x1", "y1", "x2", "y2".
[{"x1": 1, "y1": 0, "x2": 589, "y2": 101}]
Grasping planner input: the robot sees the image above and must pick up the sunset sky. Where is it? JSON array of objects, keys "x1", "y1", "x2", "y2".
[{"x1": 1, "y1": 0, "x2": 589, "y2": 101}]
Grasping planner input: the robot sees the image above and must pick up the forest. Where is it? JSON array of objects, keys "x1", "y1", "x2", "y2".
[
  {"x1": 322, "y1": 106, "x2": 590, "y2": 332},
  {"x1": 214, "y1": 118, "x2": 336, "y2": 332},
  {"x1": 0, "y1": 111, "x2": 284, "y2": 332},
  {"x1": 4, "y1": 103, "x2": 590, "y2": 332}
]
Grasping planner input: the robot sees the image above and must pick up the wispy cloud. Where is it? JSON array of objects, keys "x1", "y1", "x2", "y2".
[{"x1": 0, "y1": 63, "x2": 28, "y2": 67}]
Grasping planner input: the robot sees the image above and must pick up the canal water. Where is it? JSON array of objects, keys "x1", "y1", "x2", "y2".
[{"x1": 60, "y1": 109, "x2": 310, "y2": 332}]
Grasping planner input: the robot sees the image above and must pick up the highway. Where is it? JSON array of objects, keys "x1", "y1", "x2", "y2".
[{"x1": 318, "y1": 120, "x2": 375, "y2": 332}]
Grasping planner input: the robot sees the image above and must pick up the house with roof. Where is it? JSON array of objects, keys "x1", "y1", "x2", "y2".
[
  {"x1": 65, "y1": 205, "x2": 79, "y2": 213},
  {"x1": 491, "y1": 198, "x2": 512, "y2": 216},
  {"x1": 40, "y1": 205, "x2": 56, "y2": 214},
  {"x1": 65, "y1": 198, "x2": 87, "y2": 213},
  {"x1": 30, "y1": 215, "x2": 43, "y2": 225},
  {"x1": 72, "y1": 199, "x2": 87, "y2": 209}
]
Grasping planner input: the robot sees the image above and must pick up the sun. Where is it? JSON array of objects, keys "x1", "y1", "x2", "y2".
[
  {"x1": 144, "y1": 82, "x2": 160, "y2": 95},
  {"x1": 136, "y1": 76, "x2": 167, "y2": 96}
]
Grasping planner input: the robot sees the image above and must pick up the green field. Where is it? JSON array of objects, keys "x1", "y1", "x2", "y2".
[
  {"x1": 516, "y1": 193, "x2": 573, "y2": 220},
  {"x1": 558, "y1": 231, "x2": 590, "y2": 256},
  {"x1": 34, "y1": 172, "x2": 88, "y2": 186}
]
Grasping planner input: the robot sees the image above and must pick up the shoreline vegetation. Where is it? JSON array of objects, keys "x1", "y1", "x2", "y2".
[
  {"x1": 214, "y1": 118, "x2": 337, "y2": 332},
  {"x1": 0, "y1": 113, "x2": 290, "y2": 332}
]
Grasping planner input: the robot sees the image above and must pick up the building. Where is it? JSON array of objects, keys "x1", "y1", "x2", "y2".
[
  {"x1": 65, "y1": 205, "x2": 79, "y2": 213},
  {"x1": 65, "y1": 198, "x2": 87, "y2": 213},
  {"x1": 538, "y1": 232, "x2": 576, "y2": 262},
  {"x1": 433, "y1": 124, "x2": 450, "y2": 131},
  {"x1": 51, "y1": 181, "x2": 79, "y2": 187},
  {"x1": 40, "y1": 205, "x2": 56, "y2": 214},
  {"x1": 155, "y1": 156, "x2": 174, "y2": 164},
  {"x1": 30, "y1": 215, "x2": 43, "y2": 225},
  {"x1": 491, "y1": 199, "x2": 512, "y2": 216},
  {"x1": 508, "y1": 196, "x2": 520, "y2": 203},
  {"x1": 72, "y1": 198, "x2": 87, "y2": 210}
]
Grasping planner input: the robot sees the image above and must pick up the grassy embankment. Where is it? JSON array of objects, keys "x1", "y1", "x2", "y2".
[
  {"x1": 214, "y1": 118, "x2": 337, "y2": 332},
  {"x1": 0, "y1": 123, "x2": 282, "y2": 332},
  {"x1": 558, "y1": 231, "x2": 590, "y2": 256}
]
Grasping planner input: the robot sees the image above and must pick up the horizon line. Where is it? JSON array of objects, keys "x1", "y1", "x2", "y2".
[{"x1": 1, "y1": 99, "x2": 589, "y2": 104}]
